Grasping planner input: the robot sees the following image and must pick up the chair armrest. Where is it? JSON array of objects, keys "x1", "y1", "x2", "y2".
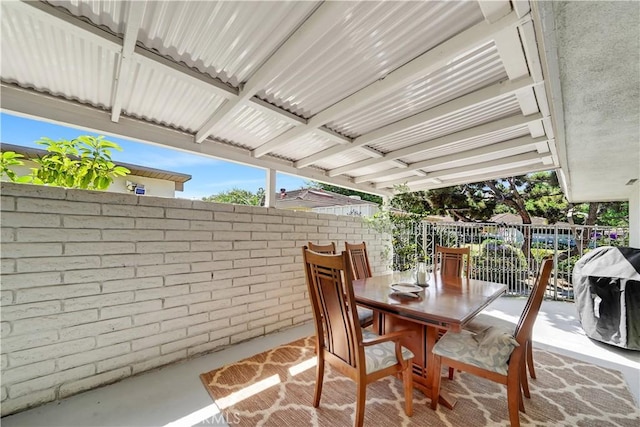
[{"x1": 362, "y1": 329, "x2": 414, "y2": 346}]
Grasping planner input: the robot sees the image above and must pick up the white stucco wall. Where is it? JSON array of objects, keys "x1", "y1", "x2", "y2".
[{"x1": 108, "y1": 176, "x2": 177, "y2": 198}]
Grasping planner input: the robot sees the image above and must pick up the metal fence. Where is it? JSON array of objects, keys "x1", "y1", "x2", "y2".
[{"x1": 391, "y1": 221, "x2": 630, "y2": 301}]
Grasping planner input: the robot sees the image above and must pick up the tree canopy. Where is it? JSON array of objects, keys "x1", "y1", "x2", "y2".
[
  {"x1": 312, "y1": 171, "x2": 628, "y2": 227},
  {"x1": 202, "y1": 188, "x2": 265, "y2": 206},
  {"x1": 404, "y1": 171, "x2": 628, "y2": 227}
]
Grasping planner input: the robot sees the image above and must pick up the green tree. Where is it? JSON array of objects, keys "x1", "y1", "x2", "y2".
[
  {"x1": 2, "y1": 136, "x2": 129, "y2": 190},
  {"x1": 423, "y1": 172, "x2": 567, "y2": 224},
  {"x1": 427, "y1": 186, "x2": 496, "y2": 221},
  {"x1": 595, "y1": 202, "x2": 629, "y2": 227},
  {"x1": 388, "y1": 185, "x2": 431, "y2": 215},
  {"x1": 567, "y1": 201, "x2": 629, "y2": 227},
  {"x1": 203, "y1": 188, "x2": 265, "y2": 206},
  {"x1": 483, "y1": 177, "x2": 532, "y2": 224},
  {"x1": 523, "y1": 171, "x2": 568, "y2": 223}
]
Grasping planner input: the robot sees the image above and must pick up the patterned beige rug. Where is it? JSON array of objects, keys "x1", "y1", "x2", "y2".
[{"x1": 200, "y1": 336, "x2": 639, "y2": 426}]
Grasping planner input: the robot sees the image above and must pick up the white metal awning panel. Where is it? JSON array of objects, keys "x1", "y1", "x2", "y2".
[
  {"x1": 368, "y1": 95, "x2": 524, "y2": 153},
  {"x1": 437, "y1": 155, "x2": 547, "y2": 181},
  {"x1": 46, "y1": 0, "x2": 127, "y2": 33},
  {"x1": 270, "y1": 133, "x2": 337, "y2": 162},
  {"x1": 327, "y1": 42, "x2": 507, "y2": 137},
  {"x1": 1, "y1": 0, "x2": 117, "y2": 109},
  {"x1": 258, "y1": 0, "x2": 483, "y2": 118},
  {"x1": 399, "y1": 125, "x2": 532, "y2": 164},
  {"x1": 122, "y1": 57, "x2": 227, "y2": 133},
  {"x1": 345, "y1": 161, "x2": 407, "y2": 178},
  {"x1": 48, "y1": 0, "x2": 319, "y2": 88},
  {"x1": 311, "y1": 149, "x2": 373, "y2": 171},
  {"x1": 208, "y1": 105, "x2": 296, "y2": 151}
]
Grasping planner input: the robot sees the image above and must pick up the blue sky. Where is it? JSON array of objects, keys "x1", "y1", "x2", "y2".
[{"x1": 0, "y1": 113, "x2": 308, "y2": 199}]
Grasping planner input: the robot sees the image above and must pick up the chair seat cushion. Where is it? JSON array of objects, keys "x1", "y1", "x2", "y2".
[
  {"x1": 433, "y1": 327, "x2": 519, "y2": 375},
  {"x1": 357, "y1": 306, "x2": 374, "y2": 325},
  {"x1": 465, "y1": 313, "x2": 516, "y2": 335},
  {"x1": 362, "y1": 330, "x2": 414, "y2": 374}
]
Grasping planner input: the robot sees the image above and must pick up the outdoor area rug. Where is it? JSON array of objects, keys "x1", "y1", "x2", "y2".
[{"x1": 200, "y1": 336, "x2": 639, "y2": 427}]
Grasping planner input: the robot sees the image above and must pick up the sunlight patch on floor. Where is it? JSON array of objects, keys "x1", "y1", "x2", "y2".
[
  {"x1": 288, "y1": 357, "x2": 317, "y2": 376},
  {"x1": 216, "y1": 374, "x2": 281, "y2": 409}
]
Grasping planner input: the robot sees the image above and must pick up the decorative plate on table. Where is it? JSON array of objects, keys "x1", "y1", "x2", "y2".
[{"x1": 390, "y1": 283, "x2": 423, "y2": 293}]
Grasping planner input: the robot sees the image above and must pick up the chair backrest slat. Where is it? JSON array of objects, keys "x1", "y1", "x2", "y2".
[
  {"x1": 436, "y1": 245, "x2": 471, "y2": 278},
  {"x1": 308, "y1": 242, "x2": 336, "y2": 254},
  {"x1": 303, "y1": 247, "x2": 362, "y2": 368},
  {"x1": 345, "y1": 242, "x2": 372, "y2": 280},
  {"x1": 515, "y1": 256, "x2": 554, "y2": 345}
]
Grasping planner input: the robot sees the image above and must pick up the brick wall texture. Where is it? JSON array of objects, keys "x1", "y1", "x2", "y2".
[{"x1": 0, "y1": 182, "x2": 391, "y2": 415}]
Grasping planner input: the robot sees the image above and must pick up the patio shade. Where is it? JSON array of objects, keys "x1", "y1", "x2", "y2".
[{"x1": 1, "y1": 1, "x2": 637, "y2": 200}]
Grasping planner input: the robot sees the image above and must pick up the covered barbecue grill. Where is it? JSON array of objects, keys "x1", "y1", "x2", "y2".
[{"x1": 573, "y1": 246, "x2": 640, "y2": 350}]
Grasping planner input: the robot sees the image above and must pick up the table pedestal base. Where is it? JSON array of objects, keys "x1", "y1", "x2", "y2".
[{"x1": 374, "y1": 311, "x2": 458, "y2": 409}]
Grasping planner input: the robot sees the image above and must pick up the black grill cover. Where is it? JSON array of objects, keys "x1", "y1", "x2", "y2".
[{"x1": 573, "y1": 246, "x2": 640, "y2": 350}]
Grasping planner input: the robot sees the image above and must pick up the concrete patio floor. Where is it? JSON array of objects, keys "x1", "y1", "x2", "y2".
[{"x1": 2, "y1": 299, "x2": 638, "y2": 427}]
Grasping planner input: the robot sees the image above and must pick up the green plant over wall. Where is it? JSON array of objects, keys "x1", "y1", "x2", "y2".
[
  {"x1": 3, "y1": 136, "x2": 130, "y2": 190},
  {"x1": 0, "y1": 151, "x2": 27, "y2": 182}
]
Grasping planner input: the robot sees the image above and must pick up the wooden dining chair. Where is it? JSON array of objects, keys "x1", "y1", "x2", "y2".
[
  {"x1": 302, "y1": 247, "x2": 415, "y2": 427},
  {"x1": 344, "y1": 241, "x2": 375, "y2": 328},
  {"x1": 430, "y1": 256, "x2": 553, "y2": 427},
  {"x1": 435, "y1": 246, "x2": 472, "y2": 379},
  {"x1": 309, "y1": 242, "x2": 373, "y2": 328},
  {"x1": 345, "y1": 242, "x2": 373, "y2": 280},
  {"x1": 465, "y1": 312, "x2": 537, "y2": 390},
  {"x1": 435, "y1": 245, "x2": 471, "y2": 278}
]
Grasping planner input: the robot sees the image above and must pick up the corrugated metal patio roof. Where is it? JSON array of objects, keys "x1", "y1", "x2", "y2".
[{"x1": 0, "y1": 1, "x2": 637, "y2": 202}]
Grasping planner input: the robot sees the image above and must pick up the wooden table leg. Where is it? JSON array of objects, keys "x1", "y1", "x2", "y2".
[{"x1": 426, "y1": 326, "x2": 458, "y2": 410}]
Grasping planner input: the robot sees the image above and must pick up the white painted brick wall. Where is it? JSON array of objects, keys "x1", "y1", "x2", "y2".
[{"x1": 0, "y1": 182, "x2": 391, "y2": 416}]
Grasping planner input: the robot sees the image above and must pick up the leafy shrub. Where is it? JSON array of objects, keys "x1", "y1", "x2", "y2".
[
  {"x1": 2, "y1": 136, "x2": 129, "y2": 190},
  {"x1": 557, "y1": 252, "x2": 585, "y2": 283},
  {"x1": 0, "y1": 151, "x2": 26, "y2": 182},
  {"x1": 32, "y1": 136, "x2": 130, "y2": 190}
]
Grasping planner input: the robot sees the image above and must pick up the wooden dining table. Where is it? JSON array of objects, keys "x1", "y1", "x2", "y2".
[{"x1": 352, "y1": 271, "x2": 507, "y2": 409}]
